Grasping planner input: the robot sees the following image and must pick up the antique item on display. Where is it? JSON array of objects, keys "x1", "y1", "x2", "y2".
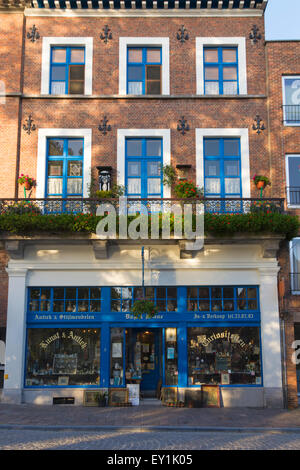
[
  {"x1": 201, "y1": 385, "x2": 221, "y2": 408},
  {"x1": 108, "y1": 388, "x2": 129, "y2": 406}
]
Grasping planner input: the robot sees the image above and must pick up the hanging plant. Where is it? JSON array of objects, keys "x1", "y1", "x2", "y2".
[
  {"x1": 252, "y1": 175, "x2": 271, "y2": 190},
  {"x1": 132, "y1": 299, "x2": 159, "y2": 319},
  {"x1": 18, "y1": 174, "x2": 36, "y2": 190}
]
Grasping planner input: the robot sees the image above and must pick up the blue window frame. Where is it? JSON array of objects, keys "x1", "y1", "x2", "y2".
[
  {"x1": 187, "y1": 286, "x2": 258, "y2": 313},
  {"x1": 28, "y1": 287, "x2": 102, "y2": 314},
  {"x1": 50, "y1": 46, "x2": 85, "y2": 95},
  {"x1": 204, "y1": 47, "x2": 238, "y2": 95},
  {"x1": 127, "y1": 47, "x2": 162, "y2": 95},
  {"x1": 46, "y1": 138, "x2": 84, "y2": 199},
  {"x1": 125, "y1": 137, "x2": 163, "y2": 198},
  {"x1": 111, "y1": 287, "x2": 178, "y2": 313},
  {"x1": 204, "y1": 137, "x2": 242, "y2": 199}
]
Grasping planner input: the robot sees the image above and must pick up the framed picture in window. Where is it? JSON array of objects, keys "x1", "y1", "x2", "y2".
[{"x1": 58, "y1": 376, "x2": 69, "y2": 386}]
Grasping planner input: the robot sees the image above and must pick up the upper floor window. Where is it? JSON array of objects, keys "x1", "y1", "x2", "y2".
[
  {"x1": 196, "y1": 38, "x2": 247, "y2": 96},
  {"x1": 286, "y1": 155, "x2": 300, "y2": 206},
  {"x1": 204, "y1": 47, "x2": 238, "y2": 95},
  {"x1": 290, "y1": 239, "x2": 300, "y2": 294},
  {"x1": 125, "y1": 137, "x2": 163, "y2": 198},
  {"x1": 41, "y1": 37, "x2": 93, "y2": 96},
  {"x1": 50, "y1": 46, "x2": 85, "y2": 95},
  {"x1": 204, "y1": 138, "x2": 241, "y2": 198},
  {"x1": 127, "y1": 47, "x2": 162, "y2": 95},
  {"x1": 46, "y1": 137, "x2": 84, "y2": 198},
  {"x1": 282, "y1": 76, "x2": 300, "y2": 125}
]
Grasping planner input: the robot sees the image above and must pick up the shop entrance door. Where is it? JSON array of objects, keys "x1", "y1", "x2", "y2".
[
  {"x1": 136, "y1": 329, "x2": 161, "y2": 395},
  {"x1": 126, "y1": 328, "x2": 161, "y2": 397}
]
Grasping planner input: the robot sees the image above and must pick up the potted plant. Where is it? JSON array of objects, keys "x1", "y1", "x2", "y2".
[
  {"x1": 252, "y1": 175, "x2": 271, "y2": 190},
  {"x1": 95, "y1": 391, "x2": 107, "y2": 407},
  {"x1": 18, "y1": 174, "x2": 36, "y2": 191},
  {"x1": 174, "y1": 180, "x2": 203, "y2": 199}
]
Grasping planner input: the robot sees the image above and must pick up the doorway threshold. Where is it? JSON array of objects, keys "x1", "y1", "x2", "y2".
[{"x1": 139, "y1": 398, "x2": 162, "y2": 406}]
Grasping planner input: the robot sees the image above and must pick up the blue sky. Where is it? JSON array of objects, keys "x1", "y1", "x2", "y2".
[{"x1": 265, "y1": 0, "x2": 300, "y2": 40}]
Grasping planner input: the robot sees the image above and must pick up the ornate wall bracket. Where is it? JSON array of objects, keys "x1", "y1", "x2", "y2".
[
  {"x1": 249, "y1": 25, "x2": 262, "y2": 44},
  {"x1": 177, "y1": 116, "x2": 190, "y2": 135},
  {"x1": 177, "y1": 25, "x2": 189, "y2": 44},
  {"x1": 100, "y1": 25, "x2": 112, "y2": 44},
  {"x1": 27, "y1": 25, "x2": 40, "y2": 43},
  {"x1": 98, "y1": 116, "x2": 112, "y2": 135},
  {"x1": 252, "y1": 115, "x2": 265, "y2": 134},
  {"x1": 23, "y1": 114, "x2": 36, "y2": 135}
]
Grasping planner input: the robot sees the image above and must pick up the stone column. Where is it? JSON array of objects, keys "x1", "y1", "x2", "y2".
[
  {"x1": 259, "y1": 267, "x2": 283, "y2": 408},
  {"x1": 2, "y1": 268, "x2": 28, "y2": 404}
]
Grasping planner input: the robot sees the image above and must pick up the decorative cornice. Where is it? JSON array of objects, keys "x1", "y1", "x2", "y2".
[
  {"x1": 24, "y1": 7, "x2": 265, "y2": 17},
  {"x1": 27, "y1": 0, "x2": 267, "y2": 11}
]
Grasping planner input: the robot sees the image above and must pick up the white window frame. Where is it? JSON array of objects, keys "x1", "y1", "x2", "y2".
[
  {"x1": 41, "y1": 37, "x2": 93, "y2": 95},
  {"x1": 196, "y1": 37, "x2": 247, "y2": 96},
  {"x1": 195, "y1": 128, "x2": 250, "y2": 198},
  {"x1": 290, "y1": 238, "x2": 300, "y2": 295},
  {"x1": 36, "y1": 128, "x2": 92, "y2": 198},
  {"x1": 117, "y1": 129, "x2": 171, "y2": 198},
  {"x1": 285, "y1": 154, "x2": 300, "y2": 208},
  {"x1": 282, "y1": 76, "x2": 300, "y2": 127},
  {"x1": 119, "y1": 37, "x2": 170, "y2": 96}
]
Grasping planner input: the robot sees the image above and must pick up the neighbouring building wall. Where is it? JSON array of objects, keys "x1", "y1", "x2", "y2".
[{"x1": 266, "y1": 41, "x2": 300, "y2": 408}]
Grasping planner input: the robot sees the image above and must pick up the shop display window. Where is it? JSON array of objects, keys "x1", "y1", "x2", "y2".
[
  {"x1": 25, "y1": 328, "x2": 100, "y2": 387},
  {"x1": 188, "y1": 327, "x2": 261, "y2": 386},
  {"x1": 164, "y1": 328, "x2": 178, "y2": 385}
]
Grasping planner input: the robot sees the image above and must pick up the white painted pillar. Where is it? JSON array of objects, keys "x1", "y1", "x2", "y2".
[
  {"x1": 259, "y1": 267, "x2": 283, "y2": 408},
  {"x1": 3, "y1": 268, "x2": 28, "y2": 403}
]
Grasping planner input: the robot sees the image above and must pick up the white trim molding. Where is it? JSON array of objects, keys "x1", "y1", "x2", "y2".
[
  {"x1": 195, "y1": 128, "x2": 250, "y2": 198},
  {"x1": 196, "y1": 37, "x2": 247, "y2": 95},
  {"x1": 119, "y1": 37, "x2": 170, "y2": 96},
  {"x1": 36, "y1": 128, "x2": 92, "y2": 198},
  {"x1": 41, "y1": 37, "x2": 93, "y2": 95},
  {"x1": 117, "y1": 129, "x2": 171, "y2": 197}
]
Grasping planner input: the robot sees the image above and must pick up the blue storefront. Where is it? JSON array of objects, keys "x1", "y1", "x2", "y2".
[{"x1": 24, "y1": 285, "x2": 263, "y2": 396}]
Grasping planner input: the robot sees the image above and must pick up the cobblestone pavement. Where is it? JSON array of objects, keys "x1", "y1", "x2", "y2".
[
  {"x1": 1, "y1": 403, "x2": 300, "y2": 428},
  {"x1": 0, "y1": 429, "x2": 300, "y2": 450}
]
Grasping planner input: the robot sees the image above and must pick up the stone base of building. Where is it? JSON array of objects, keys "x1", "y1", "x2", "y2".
[{"x1": 1, "y1": 387, "x2": 284, "y2": 408}]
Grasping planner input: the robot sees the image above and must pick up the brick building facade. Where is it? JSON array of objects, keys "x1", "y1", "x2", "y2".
[
  {"x1": 0, "y1": 0, "x2": 296, "y2": 408},
  {"x1": 266, "y1": 40, "x2": 300, "y2": 409}
]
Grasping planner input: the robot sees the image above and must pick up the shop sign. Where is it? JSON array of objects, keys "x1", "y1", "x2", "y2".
[
  {"x1": 39, "y1": 330, "x2": 87, "y2": 350},
  {"x1": 29, "y1": 313, "x2": 98, "y2": 322}
]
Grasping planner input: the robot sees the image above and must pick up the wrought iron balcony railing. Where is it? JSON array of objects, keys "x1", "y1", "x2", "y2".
[
  {"x1": 282, "y1": 105, "x2": 300, "y2": 124},
  {"x1": 286, "y1": 187, "x2": 300, "y2": 206},
  {"x1": 0, "y1": 197, "x2": 285, "y2": 215}
]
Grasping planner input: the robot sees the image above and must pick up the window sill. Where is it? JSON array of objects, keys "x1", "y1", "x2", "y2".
[{"x1": 22, "y1": 94, "x2": 267, "y2": 99}]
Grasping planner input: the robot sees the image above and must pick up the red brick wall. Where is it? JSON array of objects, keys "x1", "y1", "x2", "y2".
[
  {"x1": 23, "y1": 16, "x2": 266, "y2": 96},
  {"x1": 267, "y1": 41, "x2": 300, "y2": 408}
]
